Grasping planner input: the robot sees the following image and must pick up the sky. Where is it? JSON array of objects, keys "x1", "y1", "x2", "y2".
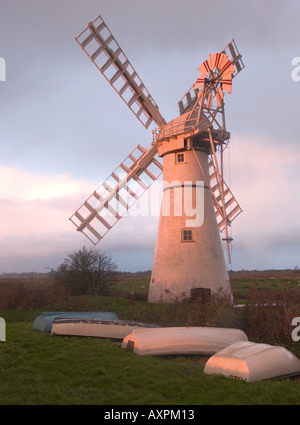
[{"x1": 0, "y1": 0, "x2": 300, "y2": 273}]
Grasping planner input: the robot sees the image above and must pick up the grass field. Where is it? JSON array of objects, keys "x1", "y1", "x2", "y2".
[
  {"x1": 0, "y1": 270, "x2": 299, "y2": 405},
  {"x1": 1, "y1": 310, "x2": 300, "y2": 405}
]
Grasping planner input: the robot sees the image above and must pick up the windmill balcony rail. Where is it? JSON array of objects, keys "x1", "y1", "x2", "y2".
[
  {"x1": 153, "y1": 121, "x2": 229, "y2": 146},
  {"x1": 152, "y1": 117, "x2": 200, "y2": 144}
]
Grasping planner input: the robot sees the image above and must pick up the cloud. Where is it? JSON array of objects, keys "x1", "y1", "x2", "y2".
[
  {"x1": 1, "y1": 130, "x2": 300, "y2": 273},
  {"x1": 0, "y1": 167, "x2": 95, "y2": 270},
  {"x1": 1, "y1": 1, "x2": 300, "y2": 273},
  {"x1": 0, "y1": 166, "x2": 159, "y2": 272},
  {"x1": 226, "y1": 133, "x2": 300, "y2": 269},
  {"x1": 0, "y1": 166, "x2": 91, "y2": 201}
]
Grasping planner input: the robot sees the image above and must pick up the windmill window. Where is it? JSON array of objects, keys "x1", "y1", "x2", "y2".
[
  {"x1": 176, "y1": 153, "x2": 185, "y2": 163},
  {"x1": 181, "y1": 229, "x2": 194, "y2": 242}
]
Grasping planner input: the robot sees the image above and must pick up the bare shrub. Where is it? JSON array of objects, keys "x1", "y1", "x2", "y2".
[{"x1": 54, "y1": 246, "x2": 117, "y2": 296}]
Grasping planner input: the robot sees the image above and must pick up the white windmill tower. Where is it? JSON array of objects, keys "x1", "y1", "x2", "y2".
[{"x1": 69, "y1": 14, "x2": 244, "y2": 303}]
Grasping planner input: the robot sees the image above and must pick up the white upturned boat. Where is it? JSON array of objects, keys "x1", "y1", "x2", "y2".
[
  {"x1": 33, "y1": 311, "x2": 119, "y2": 332},
  {"x1": 204, "y1": 340, "x2": 300, "y2": 382},
  {"x1": 121, "y1": 326, "x2": 248, "y2": 356},
  {"x1": 51, "y1": 318, "x2": 158, "y2": 340}
]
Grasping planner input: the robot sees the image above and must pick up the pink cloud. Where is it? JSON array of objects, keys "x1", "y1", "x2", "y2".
[
  {"x1": 224, "y1": 134, "x2": 300, "y2": 268},
  {"x1": 0, "y1": 134, "x2": 299, "y2": 273},
  {"x1": 0, "y1": 167, "x2": 94, "y2": 256}
]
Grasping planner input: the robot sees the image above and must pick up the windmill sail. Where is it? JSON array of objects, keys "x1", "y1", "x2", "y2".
[
  {"x1": 76, "y1": 15, "x2": 166, "y2": 129},
  {"x1": 176, "y1": 45, "x2": 244, "y2": 263},
  {"x1": 209, "y1": 158, "x2": 242, "y2": 232},
  {"x1": 222, "y1": 39, "x2": 245, "y2": 77},
  {"x1": 69, "y1": 145, "x2": 162, "y2": 245}
]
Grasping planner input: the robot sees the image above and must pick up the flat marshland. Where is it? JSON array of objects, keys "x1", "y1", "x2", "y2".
[{"x1": 0, "y1": 270, "x2": 299, "y2": 405}]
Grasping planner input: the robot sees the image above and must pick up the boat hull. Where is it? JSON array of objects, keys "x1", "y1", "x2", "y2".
[
  {"x1": 51, "y1": 319, "x2": 158, "y2": 340},
  {"x1": 122, "y1": 327, "x2": 248, "y2": 356},
  {"x1": 204, "y1": 340, "x2": 300, "y2": 382},
  {"x1": 33, "y1": 311, "x2": 119, "y2": 332}
]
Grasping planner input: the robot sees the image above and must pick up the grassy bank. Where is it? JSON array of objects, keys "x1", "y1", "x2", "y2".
[
  {"x1": 0, "y1": 310, "x2": 299, "y2": 405},
  {"x1": 0, "y1": 270, "x2": 299, "y2": 405}
]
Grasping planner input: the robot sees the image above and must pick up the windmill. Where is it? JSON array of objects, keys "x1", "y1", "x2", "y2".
[{"x1": 69, "y1": 14, "x2": 244, "y2": 303}]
